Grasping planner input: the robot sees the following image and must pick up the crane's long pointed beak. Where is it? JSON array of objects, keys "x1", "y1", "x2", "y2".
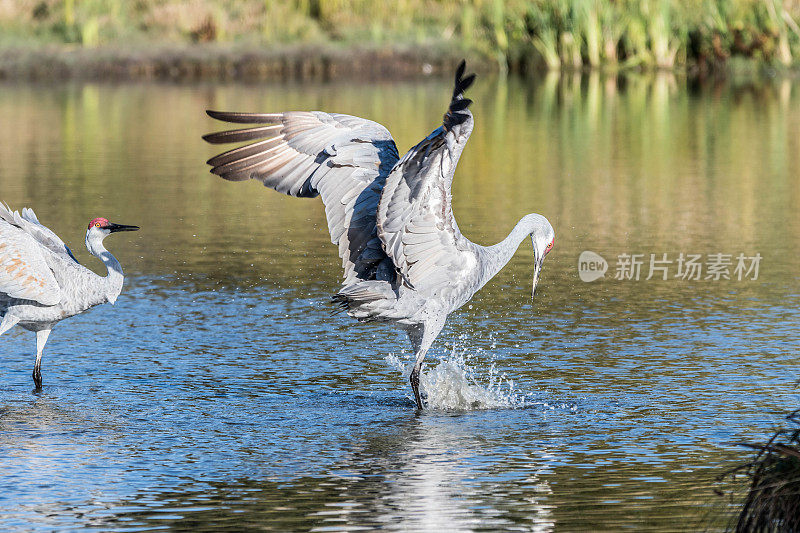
[
  {"x1": 531, "y1": 235, "x2": 540, "y2": 299},
  {"x1": 108, "y1": 223, "x2": 139, "y2": 233}
]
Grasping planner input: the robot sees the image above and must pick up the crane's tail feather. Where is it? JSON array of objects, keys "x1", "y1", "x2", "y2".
[{"x1": 332, "y1": 281, "x2": 398, "y2": 321}]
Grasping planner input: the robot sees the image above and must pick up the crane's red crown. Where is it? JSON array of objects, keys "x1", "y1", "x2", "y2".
[{"x1": 88, "y1": 217, "x2": 111, "y2": 229}]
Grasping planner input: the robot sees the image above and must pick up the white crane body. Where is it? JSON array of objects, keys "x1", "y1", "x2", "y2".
[{"x1": 0, "y1": 205, "x2": 138, "y2": 388}]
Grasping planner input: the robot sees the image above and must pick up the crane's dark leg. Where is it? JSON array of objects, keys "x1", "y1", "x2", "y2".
[
  {"x1": 33, "y1": 329, "x2": 51, "y2": 390},
  {"x1": 32, "y1": 366, "x2": 41, "y2": 389},
  {"x1": 405, "y1": 318, "x2": 446, "y2": 410},
  {"x1": 409, "y1": 351, "x2": 426, "y2": 410}
]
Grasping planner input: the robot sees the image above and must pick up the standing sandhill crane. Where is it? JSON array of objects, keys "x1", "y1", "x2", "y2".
[
  {"x1": 0, "y1": 204, "x2": 138, "y2": 388},
  {"x1": 203, "y1": 61, "x2": 555, "y2": 409}
]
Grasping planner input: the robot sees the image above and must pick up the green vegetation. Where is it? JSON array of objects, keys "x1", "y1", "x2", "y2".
[{"x1": 2, "y1": 1, "x2": 800, "y2": 76}]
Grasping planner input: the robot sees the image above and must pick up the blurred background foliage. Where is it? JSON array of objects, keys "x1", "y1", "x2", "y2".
[{"x1": 1, "y1": 0, "x2": 800, "y2": 72}]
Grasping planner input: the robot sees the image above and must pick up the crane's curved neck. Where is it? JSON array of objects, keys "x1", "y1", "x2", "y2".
[
  {"x1": 477, "y1": 215, "x2": 544, "y2": 288},
  {"x1": 86, "y1": 233, "x2": 124, "y2": 305}
]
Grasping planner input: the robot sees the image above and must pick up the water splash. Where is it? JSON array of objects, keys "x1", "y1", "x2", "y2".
[{"x1": 384, "y1": 338, "x2": 528, "y2": 410}]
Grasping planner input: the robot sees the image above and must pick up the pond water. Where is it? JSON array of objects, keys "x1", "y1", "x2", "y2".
[{"x1": 0, "y1": 72, "x2": 798, "y2": 531}]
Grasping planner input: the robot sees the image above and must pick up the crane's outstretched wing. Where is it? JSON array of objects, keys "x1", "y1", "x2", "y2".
[
  {"x1": 203, "y1": 111, "x2": 400, "y2": 285},
  {"x1": 0, "y1": 206, "x2": 61, "y2": 306},
  {"x1": 377, "y1": 61, "x2": 477, "y2": 295},
  {"x1": 10, "y1": 207, "x2": 79, "y2": 263}
]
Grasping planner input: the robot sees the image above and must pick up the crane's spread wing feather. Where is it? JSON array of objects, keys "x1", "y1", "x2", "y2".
[
  {"x1": 204, "y1": 111, "x2": 401, "y2": 285},
  {"x1": 377, "y1": 60, "x2": 477, "y2": 295},
  {"x1": 13, "y1": 207, "x2": 79, "y2": 263},
  {"x1": 0, "y1": 205, "x2": 62, "y2": 306}
]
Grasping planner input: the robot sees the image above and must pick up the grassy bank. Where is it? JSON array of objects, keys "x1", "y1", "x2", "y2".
[
  {"x1": 0, "y1": 43, "x2": 481, "y2": 81},
  {"x1": 2, "y1": 1, "x2": 800, "y2": 79},
  {"x1": 720, "y1": 410, "x2": 800, "y2": 530}
]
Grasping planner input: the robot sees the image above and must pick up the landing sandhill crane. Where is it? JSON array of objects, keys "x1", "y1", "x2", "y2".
[
  {"x1": 0, "y1": 204, "x2": 138, "y2": 388},
  {"x1": 203, "y1": 61, "x2": 555, "y2": 409}
]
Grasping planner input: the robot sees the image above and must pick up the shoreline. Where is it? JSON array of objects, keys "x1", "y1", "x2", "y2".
[
  {"x1": 0, "y1": 43, "x2": 796, "y2": 83},
  {"x1": 0, "y1": 44, "x2": 492, "y2": 82}
]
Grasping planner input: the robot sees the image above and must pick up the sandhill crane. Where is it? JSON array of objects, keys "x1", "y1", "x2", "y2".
[
  {"x1": 0, "y1": 204, "x2": 138, "y2": 388},
  {"x1": 203, "y1": 61, "x2": 555, "y2": 409}
]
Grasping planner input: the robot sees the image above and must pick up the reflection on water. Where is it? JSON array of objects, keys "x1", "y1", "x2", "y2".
[
  {"x1": 0, "y1": 72, "x2": 798, "y2": 530},
  {"x1": 96, "y1": 412, "x2": 557, "y2": 531}
]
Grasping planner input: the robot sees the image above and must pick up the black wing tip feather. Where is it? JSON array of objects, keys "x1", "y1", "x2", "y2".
[
  {"x1": 202, "y1": 125, "x2": 280, "y2": 144},
  {"x1": 455, "y1": 59, "x2": 466, "y2": 83},
  {"x1": 444, "y1": 60, "x2": 475, "y2": 130},
  {"x1": 201, "y1": 131, "x2": 223, "y2": 144},
  {"x1": 452, "y1": 60, "x2": 476, "y2": 99},
  {"x1": 205, "y1": 109, "x2": 282, "y2": 124},
  {"x1": 449, "y1": 98, "x2": 472, "y2": 112},
  {"x1": 203, "y1": 110, "x2": 288, "y2": 182}
]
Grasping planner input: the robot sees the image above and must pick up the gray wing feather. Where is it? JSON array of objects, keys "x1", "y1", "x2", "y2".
[
  {"x1": 0, "y1": 205, "x2": 62, "y2": 305},
  {"x1": 204, "y1": 110, "x2": 401, "y2": 285},
  {"x1": 377, "y1": 61, "x2": 478, "y2": 296},
  {"x1": 0, "y1": 203, "x2": 78, "y2": 264}
]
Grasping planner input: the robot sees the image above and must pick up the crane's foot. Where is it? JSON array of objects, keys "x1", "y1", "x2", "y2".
[
  {"x1": 32, "y1": 367, "x2": 42, "y2": 390},
  {"x1": 410, "y1": 367, "x2": 424, "y2": 410}
]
